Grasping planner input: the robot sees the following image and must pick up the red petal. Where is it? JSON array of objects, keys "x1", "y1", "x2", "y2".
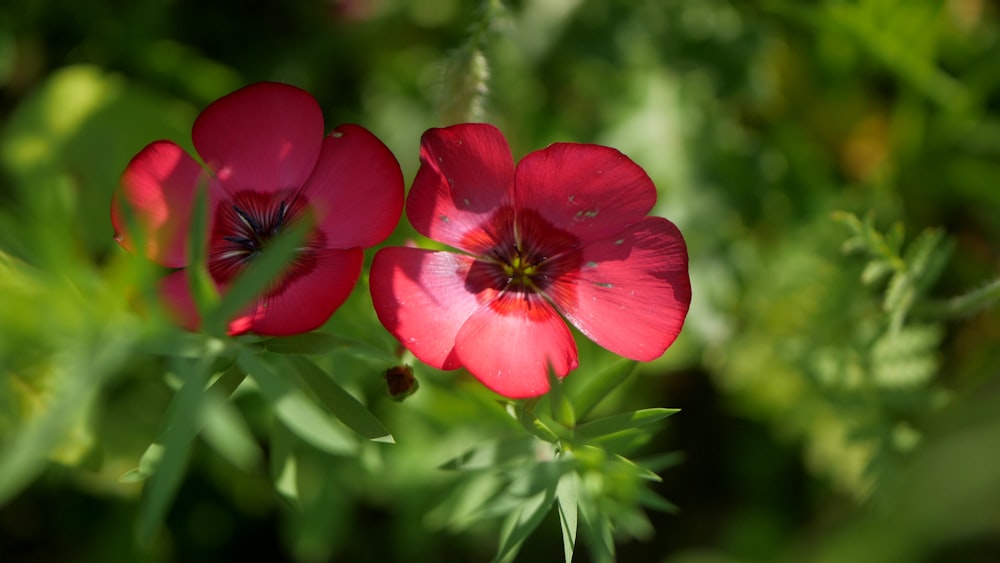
[
  {"x1": 231, "y1": 248, "x2": 364, "y2": 336},
  {"x1": 158, "y1": 269, "x2": 202, "y2": 331},
  {"x1": 369, "y1": 247, "x2": 484, "y2": 370},
  {"x1": 455, "y1": 292, "x2": 578, "y2": 399},
  {"x1": 547, "y1": 217, "x2": 690, "y2": 361},
  {"x1": 303, "y1": 124, "x2": 404, "y2": 249},
  {"x1": 193, "y1": 82, "x2": 323, "y2": 194},
  {"x1": 514, "y1": 143, "x2": 656, "y2": 243},
  {"x1": 112, "y1": 141, "x2": 208, "y2": 267},
  {"x1": 406, "y1": 123, "x2": 515, "y2": 253}
]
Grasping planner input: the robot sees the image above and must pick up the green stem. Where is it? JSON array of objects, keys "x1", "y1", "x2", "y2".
[{"x1": 914, "y1": 278, "x2": 1000, "y2": 320}]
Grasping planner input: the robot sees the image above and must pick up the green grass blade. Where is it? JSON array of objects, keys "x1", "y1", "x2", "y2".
[
  {"x1": 237, "y1": 350, "x2": 354, "y2": 455},
  {"x1": 284, "y1": 354, "x2": 394, "y2": 444},
  {"x1": 575, "y1": 408, "x2": 680, "y2": 441},
  {"x1": 135, "y1": 355, "x2": 212, "y2": 545}
]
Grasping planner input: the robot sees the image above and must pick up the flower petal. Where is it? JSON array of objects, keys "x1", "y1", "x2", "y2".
[
  {"x1": 406, "y1": 123, "x2": 515, "y2": 253},
  {"x1": 193, "y1": 82, "x2": 324, "y2": 194},
  {"x1": 112, "y1": 141, "x2": 208, "y2": 267},
  {"x1": 455, "y1": 292, "x2": 578, "y2": 399},
  {"x1": 370, "y1": 247, "x2": 486, "y2": 369},
  {"x1": 303, "y1": 124, "x2": 404, "y2": 249},
  {"x1": 231, "y1": 248, "x2": 364, "y2": 336},
  {"x1": 514, "y1": 143, "x2": 656, "y2": 243},
  {"x1": 547, "y1": 216, "x2": 690, "y2": 361}
]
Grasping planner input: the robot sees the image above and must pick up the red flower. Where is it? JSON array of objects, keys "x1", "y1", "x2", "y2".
[
  {"x1": 112, "y1": 82, "x2": 403, "y2": 336},
  {"x1": 369, "y1": 123, "x2": 691, "y2": 398}
]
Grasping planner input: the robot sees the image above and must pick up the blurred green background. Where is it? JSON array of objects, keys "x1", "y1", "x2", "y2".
[{"x1": 1, "y1": 0, "x2": 999, "y2": 561}]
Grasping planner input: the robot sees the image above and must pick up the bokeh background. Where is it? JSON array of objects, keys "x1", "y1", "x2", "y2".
[{"x1": 2, "y1": 0, "x2": 999, "y2": 561}]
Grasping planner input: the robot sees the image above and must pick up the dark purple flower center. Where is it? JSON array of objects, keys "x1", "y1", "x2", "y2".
[
  {"x1": 465, "y1": 207, "x2": 581, "y2": 302},
  {"x1": 209, "y1": 189, "x2": 324, "y2": 286}
]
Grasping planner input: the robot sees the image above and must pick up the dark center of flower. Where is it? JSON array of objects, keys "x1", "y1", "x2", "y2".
[
  {"x1": 222, "y1": 200, "x2": 290, "y2": 259},
  {"x1": 464, "y1": 207, "x2": 581, "y2": 302},
  {"x1": 209, "y1": 189, "x2": 324, "y2": 286}
]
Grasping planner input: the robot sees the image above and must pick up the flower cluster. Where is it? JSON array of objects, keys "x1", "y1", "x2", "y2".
[{"x1": 113, "y1": 85, "x2": 690, "y2": 398}]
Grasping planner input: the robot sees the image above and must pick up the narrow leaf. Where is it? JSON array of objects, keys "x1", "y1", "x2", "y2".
[
  {"x1": 439, "y1": 437, "x2": 537, "y2": 471},
  {"x1": 135, "y1": 355, "x2": 212, "y2": 545},
  {"x1": 637, "y1": 488, "x2": 680, "y2": 514},
  {"x1": 262, "y1": 332, "x2": 341, "y2": 355},
  {"x1": 237, "y1": 350, "x2": 354, "y2": 455},
  {"x1": 185, "y1": 180, "x2": 219, "y2": 326},
  {"x1": 200, "y1": 390, "x2": 262, "y2": 471},
  {"x1": 284, "y1": 354, "x2": 394, "y2": 443},
  {"x1": 575, "y1": 408, "x2": 679, "y2": 441},
  {"x1": 270, "y1": 420, "x2": 299, "y2": 505},
  {"x1": 515, "y1": 399, "x2": 561, "y2": 444},
  {"x1": 565, "y1": 359, "x2": 637, "y2": 420},
  {"x1": 493, "y1": 487, "x2": 558, "y2": 563},
  {"x1": 547, "y1": 368, "x2": 576, "y2": 429},
  {"x1": 556, "y1": 471, "x2": 579, "y2": 563}
]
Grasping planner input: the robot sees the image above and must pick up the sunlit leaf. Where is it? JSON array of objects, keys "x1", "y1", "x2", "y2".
[
  {"x1": 237, "y1": 350, "x2": 354, "y2": 456},
  {"x1": 201, "y1": 388, "x2": 261, "y2": 471},
  {"x1": 575, "y1": 408, "x2": 679, "y2": 441},
  {"x1": 555, "y1": 470, "x2": 579, "y2": 563},
  {"x1": 439, "y1": 437, "x2": 537, "y2": 471},
  {"x1": 546, "y1": 368, "x2": 576, "y2": 429},
  {"x1": 283, "y1": 354, "x2": 394, "y2": 444},
  {"x1": 270, "y1": 419, "x2": 299, "y2": 506},
  {"x1": 515, "y1": 399, "x2": 560, "y2": 444},
  {"x1": 565, "y1": 359, "x2": 637, "y2": 420}
]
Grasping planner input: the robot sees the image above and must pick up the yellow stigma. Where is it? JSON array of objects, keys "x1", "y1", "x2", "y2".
[{"x1": 503, "y1": 253, "x2": 539, "y2": 287}]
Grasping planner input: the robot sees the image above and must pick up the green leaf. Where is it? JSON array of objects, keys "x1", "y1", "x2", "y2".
[
  {"x1": 638, "y1": 488, "x2": 680, "y2": 514},
  {"x1": 135, "y1": 354, "x2": 212, "y2": 545},
  {"x1": 270, "y1": 419, "x2": 299, "y2": 506},
  {"x1": 425, "y1": 472, "x2": 506, "y2": 531},
  {"x1": 861, "y1": 259, "x2": 894, "y2": 286},
  {"x1": 237, "y1": 350, "x2": 354, "y2": 455},
  {"x1": 575, "y1": 408, "x2": 679, "y2": 441},
  {"x1": 284, "y1": 354, "x2": 394, "y2": 444},
  {"x1": 439, "y1": 437, "x2": 537, "y2": 471},
  {"x1": 577, "y1": 477, "x2": 615, "y2": 563},
  {"x1": 262, "y1": 332, "x2": 342, "y2": 355},
  {"x1": 185, "y1": 180, "x2": 219, "y2": 325},
  {"x1": 200, "y1": 388, "x2": 261, "y2": 471},
  {"x1": 556, "y1": 471, "x2": 579, "y2": 563},
  {"x1": 565, "y1": 359, "x2": 637, "y2": 420},
  {"x1": 515, "y1": 399, "x2": 561, "y2": 444},
  {"x1": 493, "y1": 485, "x2": 558, "y2": 563},
  {"x1": 546, "y1": 368, "x2": 576, "y2": 429}
]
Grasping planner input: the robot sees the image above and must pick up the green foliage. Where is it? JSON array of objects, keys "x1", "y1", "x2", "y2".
[{"x1": 2, "y1": 0, "x2": 1000, "y2": 561}]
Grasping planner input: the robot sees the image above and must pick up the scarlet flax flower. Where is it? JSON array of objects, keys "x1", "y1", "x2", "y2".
[
  {"x1": 370, "y1": 123, "x2": 691, "y2": 398},
  {"x1": 112, "y1": 82, "x2": 403, "y2": 335}
]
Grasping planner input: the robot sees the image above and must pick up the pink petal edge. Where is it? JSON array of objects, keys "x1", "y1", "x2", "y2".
[
  {"x1": 514, "y1": 143, "x2": 656, "y2": 243},
  {"x1": 455, "y1": 292, "x2": 578, "y2": 399},
  {"x1": 112, "y1": 141, "x2": 208, "y2": 268},
  {"x1": 369, "y1": 247, "x2": 485, "y2": 370},
  {"x1": 547, "y1": 216, "x2": 691, "y2": 361},
  {"x1": 406, "y1": 123, "x2": 515, "y2": 254}
]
